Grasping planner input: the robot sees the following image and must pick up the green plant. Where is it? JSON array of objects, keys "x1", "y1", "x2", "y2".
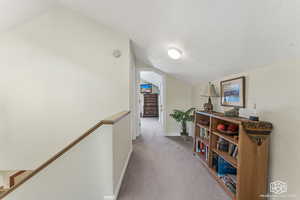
[{"x1": 170, "y1": 108, "x2": 195, "y2": 136}]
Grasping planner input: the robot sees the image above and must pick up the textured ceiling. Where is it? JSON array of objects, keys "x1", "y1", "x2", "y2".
[{"x1": 1, "y1": 0, "x2": 300, "y2": 83}]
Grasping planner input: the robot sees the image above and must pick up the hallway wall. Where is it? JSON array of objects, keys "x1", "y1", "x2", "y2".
[
  {"x1": 165, "y1": 75, "x2": 193, "y2": 136},
  {"x1": 0, "y1": 7, "x2": 131, "y2": 169},
  {"x1": 192, "y1": 60, "x2": 300, "y2": 197},
  {"x1": 4, "y1": 114, "x2": 132, "y2": 200}
]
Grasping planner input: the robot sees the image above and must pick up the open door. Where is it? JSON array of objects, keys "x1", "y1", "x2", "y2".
[{"x1": 136, "y1": 69, "x2": 166, "y2": 136}]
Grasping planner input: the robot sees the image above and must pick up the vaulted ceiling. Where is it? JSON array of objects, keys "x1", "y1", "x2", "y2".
[
  {"x1": 1, "y1": 0, "x2": 300, "y2": 83},
  {"x1": 0, "y1": 0, "x2": 55, "y2": 32},
  {"x1": 140, "y1": 71, "x2": 162, "y2": 88}
]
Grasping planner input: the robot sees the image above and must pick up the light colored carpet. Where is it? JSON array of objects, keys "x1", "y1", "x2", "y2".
[{"x1": 118, "y1": 118, "x2": 230, "y2": 200}]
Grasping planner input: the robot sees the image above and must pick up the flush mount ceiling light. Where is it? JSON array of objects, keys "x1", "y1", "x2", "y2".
[{"x1": 168, "y1": 48, "x2": 183, "y2": 60}]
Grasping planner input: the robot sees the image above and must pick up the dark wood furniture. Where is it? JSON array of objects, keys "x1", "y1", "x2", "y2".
[{"x1": 143, "y1": 94, "x2": 159, "y2": 117}]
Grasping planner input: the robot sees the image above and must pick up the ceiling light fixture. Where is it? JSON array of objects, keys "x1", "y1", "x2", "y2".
[{"x1": 168, "y1": 48, "x2": 183, "y2": 60}]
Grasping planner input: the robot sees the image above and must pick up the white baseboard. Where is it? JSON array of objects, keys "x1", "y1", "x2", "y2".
[
  {"x1": 104, "y1": 195, "x2": 115, "y2": 200},
  {"x1": 113, "y1": 148, "x2": 133, "y2": 200},
  {"x1": 166, "y1": 132, "x2": 181, "y2": 136},
  {"x1": 166, "y1": 126, "x2": 193, "y2": 136}
]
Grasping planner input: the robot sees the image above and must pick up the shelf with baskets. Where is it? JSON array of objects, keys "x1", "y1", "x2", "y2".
[{"x1": 194, "y1": 111, "x2": 272, "y2": 200}]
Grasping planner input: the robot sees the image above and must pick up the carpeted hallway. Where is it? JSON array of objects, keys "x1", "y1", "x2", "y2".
[{"x1": 118, "y1": 118, "x2": 230, "y2": 200}]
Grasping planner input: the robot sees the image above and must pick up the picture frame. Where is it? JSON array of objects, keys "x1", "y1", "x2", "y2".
[
  {"x1": 140, "y1": 84, "x2": 152, "y2": 93},
  {"x1": 220, "y1": 76, "x2": 245, "y2": 108}
]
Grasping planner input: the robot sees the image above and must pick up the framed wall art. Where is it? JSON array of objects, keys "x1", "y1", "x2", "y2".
[{"x1": 220, "y1": 76, "x2": 245, "y2": 108}]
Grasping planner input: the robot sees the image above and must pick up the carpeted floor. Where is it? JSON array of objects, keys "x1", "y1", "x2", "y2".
[{"x1": 118, "y1": 118, "x2": 230, "y2": 200}]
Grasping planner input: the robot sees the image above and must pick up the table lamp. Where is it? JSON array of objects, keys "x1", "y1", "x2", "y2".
[{"x1": 201, "y1": 82, "x2": 219, "y2": 112}]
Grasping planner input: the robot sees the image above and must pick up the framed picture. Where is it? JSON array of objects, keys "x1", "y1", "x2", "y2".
[
  {"x1": 140, "y1": 84, "x2": 152, "y2": 93},
  {"x1": 220, "y1": 76, "x2": 245, "y2": 108}
]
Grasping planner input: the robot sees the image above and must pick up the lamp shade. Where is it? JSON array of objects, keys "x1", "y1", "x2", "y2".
[{"x1": 201, "y1": 82, "x2": 219, "y2": 97}]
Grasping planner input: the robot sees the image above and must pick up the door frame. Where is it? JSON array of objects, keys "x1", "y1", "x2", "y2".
[{"x1": 135, "y1": 67, "x2": 167, "y2": 137}]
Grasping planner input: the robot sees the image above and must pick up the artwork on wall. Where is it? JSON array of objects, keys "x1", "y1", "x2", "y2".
[
  {"x1": 140, "y1": 84, "x2": 152, "y2": 93},
  {"x1": 220, "y1": 76, "x2": 245, "y2": 108}
]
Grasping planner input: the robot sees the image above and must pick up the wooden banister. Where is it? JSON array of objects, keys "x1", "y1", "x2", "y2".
[
  {"x1": 9, "y1": 171, "x2": 26, "y2": 188},
  {"x1": 102, "y1": 111, "x2": 131, "y2": 124},
  {"x1": 0, "y1": 189, "x2": 8, "y2": 193},
  {"x1": 0, "y1": 111, "x2": 130, "y2": 200}
]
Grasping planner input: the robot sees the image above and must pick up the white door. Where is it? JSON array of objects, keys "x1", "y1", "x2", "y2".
[{"x1": 159, "y1": 76, "x2": 166, "y2": 131}]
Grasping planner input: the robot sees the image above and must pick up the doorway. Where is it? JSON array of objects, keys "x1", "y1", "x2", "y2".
[{"x1": 135, "y1": 69, "x2": 166, "y2": 137}]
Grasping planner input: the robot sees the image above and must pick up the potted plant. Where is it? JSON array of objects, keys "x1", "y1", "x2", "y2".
[{"x1": 170, "y1": 108, "x2": 195, "y2": 140}]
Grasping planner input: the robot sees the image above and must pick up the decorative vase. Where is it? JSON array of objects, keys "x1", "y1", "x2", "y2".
[{"x1": 203, "y1": 97, "x2": 213, "y2": 112}]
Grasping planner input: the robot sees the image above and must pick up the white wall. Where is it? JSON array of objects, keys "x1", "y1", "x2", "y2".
[
  {"x1": 192, "y1": 81, "x2": 207, "y2": 111},
  {"x1": 0, "y1": 172, "x2": 4, "y2": 187},
  {"x1": 0, "y1": 0, "x2": 55, "y2": 33},
  {"x1": 4, "y1": 113, "x2": 132, "y2": 200},
  {"x1": 0, "y1": 171, "x2": 18, "y2": 189},
  {"x1": 165, "y1": 75, "x2": 193, "y2": 136},
  {"x1": 192, "y1": 60, "x2": 300, "y2": 197},
  {"x1": 112, "y1": 114, "x2": 132, "y2": 196},
  {"x1": 140, "y1": 71, "x2": 162, "y2": 89},
  {"x1": 0, "y1": 7, "x2": 130, "y2": 170}
]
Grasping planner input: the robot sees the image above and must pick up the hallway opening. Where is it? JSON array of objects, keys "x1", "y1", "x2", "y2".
[
  {"x1": 135, "y1": 70, "x2": 166, "y2": 139},
  {"x1": 140, "y1": 117, "x2": 163, "y2": 137}
]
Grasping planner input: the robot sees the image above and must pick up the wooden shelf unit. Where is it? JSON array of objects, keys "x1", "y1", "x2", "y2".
[
  {"x1": 194, "y1": 111, "x2": 270, "y2": 200},
  {"x1": 195, "y1": 136, "x2": 210, "y2": 146},
  {"x1": 196, "y1": 123, "x2": 210, "y2": 130},
  {"x1": 211, "y1": 148, "x2": 238, "y2": 168},
  {"x1": 211, "y1": 130, "x2": 238, "y2": 145},
  {"x1": 208, "y1": 167, "x2": 236, "y2": 200}
]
